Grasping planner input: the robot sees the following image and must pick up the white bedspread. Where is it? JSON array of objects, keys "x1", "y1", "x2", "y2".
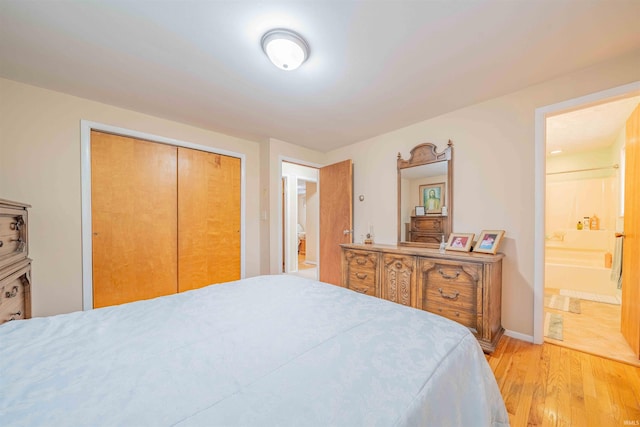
[{"x1": 0, "y1": 275, "x2": 509, "y2": 426}]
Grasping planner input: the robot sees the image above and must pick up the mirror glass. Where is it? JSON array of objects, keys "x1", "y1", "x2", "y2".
[{"x1": 397, "y1": 143, "x2": 453, "y2": 248}]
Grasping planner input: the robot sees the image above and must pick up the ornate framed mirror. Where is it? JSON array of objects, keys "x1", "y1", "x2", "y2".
[{"x1": 397, "y1": 141, "x2": 453, "y2": 248}]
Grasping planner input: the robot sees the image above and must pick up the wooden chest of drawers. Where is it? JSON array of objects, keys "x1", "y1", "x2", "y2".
[
  {"x1": 341, "y1": 243, "x2": 503, "y2": 353},
  {"x1": 407, "y1": 216, "x2": 448, "y2": 245},
  {"x1": 0, "y1": 199, "x2": 31, "y2": 325}
]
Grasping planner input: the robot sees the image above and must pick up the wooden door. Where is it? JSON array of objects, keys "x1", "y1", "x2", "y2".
[
  {"x1": 621, "y1": 103, "x2": 640, "y2": 359},
  {"x1": 178, "y1": 147, "x2": 241, "y2": 291},
  {"x1": 319, "y1": 159, "x2": 353, "y2": 285},
  {"x1": 91, "y1": 131, "x2": 177, "y2": 308}
]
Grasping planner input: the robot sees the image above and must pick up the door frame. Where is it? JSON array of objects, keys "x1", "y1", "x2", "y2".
[
  {"x1": 278, "y1": 156, "x2": 322, "y2": 276},
  {"x1": 533, "y1": 81, "x2": 640, "y2": 344},
  {"x1": 80, "y1": 120, "x2": 246, "y2": 310}
]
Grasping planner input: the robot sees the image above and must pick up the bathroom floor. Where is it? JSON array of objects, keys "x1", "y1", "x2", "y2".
[{"x1": 544, "y1": 288, "x2": 639, "y2": 367}]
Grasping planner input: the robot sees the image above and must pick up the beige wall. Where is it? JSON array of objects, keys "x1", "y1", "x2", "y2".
[
  {"x1": 0, "y1": 78, "x2": 261, "y2": 317},
  {"x1": 325, "y1": 50, "x2": 640, "y2": 338},
  {"x1": 2, "y1": 48, "x2": 638, "y2": 335}
]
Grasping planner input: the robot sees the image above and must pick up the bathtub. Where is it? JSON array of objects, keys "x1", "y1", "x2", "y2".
[{"x1": 545, "y1": 229, "x2": 619, "y2": 297}]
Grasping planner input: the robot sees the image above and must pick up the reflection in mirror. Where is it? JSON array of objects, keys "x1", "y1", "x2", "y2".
[{"x1": 397, "y1": 142, "x2": 453, "y2": 248}]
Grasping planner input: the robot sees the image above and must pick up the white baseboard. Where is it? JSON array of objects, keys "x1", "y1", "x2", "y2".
[{"x1": 504, "y1": 329, "x2": 535, "y2": 343}]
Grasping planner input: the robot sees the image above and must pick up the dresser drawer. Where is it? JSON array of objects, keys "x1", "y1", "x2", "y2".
[
  {"x1": 0, "y1": 259, "x2": 31, "y2": 325},
  {"x1": 409, "y1": 233, "x2": 442, "y2": 245},
  {"x1": 343, "y1": 249, "x2": 377, "y2": 270},
  {"x1": 342, "y1": 249, "x2": 379, "y2": 297},
  {"x1": 423, "y1": 280, "x2": 475, "y2": 314},
  {"x1": 0, "y1": 206, "x2": 28, "y2": 269},
  {"x1": 0, "y1": 281, "x2": 26, "y2": 323},
  {"x1": 347, "y1": 272, "x2": 376, "y2": 295},
  {"x1": 411, "y1": 216, "x2": 443, "y2": 233},
  {"x1": 428, "y1": 305, "x2": 477, "y2": 330},
  {"x1": 420, "y1": 260, "x2": 481, "y2": 329}
]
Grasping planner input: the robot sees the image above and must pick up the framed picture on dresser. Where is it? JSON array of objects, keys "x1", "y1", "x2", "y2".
[
  {"x1": 474, "y1": 230, "x2": 505, "y2": 254},
  {"x1": 415, "y1": 206, "x2": 425, "y2": 216},
  {"x1": 445, "y1": 233, "x2": 474, "y2": 252}
]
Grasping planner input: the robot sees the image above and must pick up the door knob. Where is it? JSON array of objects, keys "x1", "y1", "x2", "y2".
[{"x1": 343, "y1": 229, "x2": 353, "y2": 235}]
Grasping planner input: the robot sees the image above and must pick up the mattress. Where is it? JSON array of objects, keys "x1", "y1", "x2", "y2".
[{"x1": 0, "y1": 275, "x2": 509, "y2": 426}]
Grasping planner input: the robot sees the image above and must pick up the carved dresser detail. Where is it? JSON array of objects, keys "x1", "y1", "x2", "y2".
[
  {"x1": 0, "y1": 199, "x2": 32, "y2": 325},
  {"x1": 381, "y1": 253, "x2": 416, "y2": 307},
  {"x1": 341, "y1": 243, "x2": 504, "y2": 353}
]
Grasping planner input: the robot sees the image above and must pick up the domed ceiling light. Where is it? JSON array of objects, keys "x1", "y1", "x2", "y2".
[{"x1": 261, "y1": 29, "x2": 309, "y2": 71}]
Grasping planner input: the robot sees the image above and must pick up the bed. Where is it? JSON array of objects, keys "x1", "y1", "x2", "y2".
[{"x1": 0, "y1": 275, "x2": 509, "y2": 426}]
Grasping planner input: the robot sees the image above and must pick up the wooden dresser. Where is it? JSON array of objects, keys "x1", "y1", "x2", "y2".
[
  {"x1": 341, "y1": 243, "x2": 504, "y2": 353},
  {"x1": 0, "y1": 199, "x2": 31, "y2": 324},
  {"x1": 407, "y1": 215, "x2": 448, "y2": 245}
]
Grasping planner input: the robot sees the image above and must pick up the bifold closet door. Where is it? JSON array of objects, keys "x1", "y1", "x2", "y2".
[
  {"x1": 177, "y1": 147, "x2": 241, "y2": 292},
  {"x1": 91, "y1": 131, "x2": 178, "y2": 308}
]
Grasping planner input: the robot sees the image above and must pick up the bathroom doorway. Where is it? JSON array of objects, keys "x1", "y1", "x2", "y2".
[
  {"x1": 281, "y1": 161, "x2": 319, "y2": 280},
  {"x1": 543, "y1": 94, "x2": 639, "y2": 365}
]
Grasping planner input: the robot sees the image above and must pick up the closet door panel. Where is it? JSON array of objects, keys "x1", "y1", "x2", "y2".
[
  {"x1": 178, "y1": 147, "x2": 241, "y2": 291},
  {"x1": 91, "y1": 131, "x2": 178, "y2": 308}
]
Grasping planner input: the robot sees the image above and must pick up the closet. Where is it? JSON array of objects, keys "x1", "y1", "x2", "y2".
[{"x1": 91, "y1": 131, "x2": 240, "y2": 308}]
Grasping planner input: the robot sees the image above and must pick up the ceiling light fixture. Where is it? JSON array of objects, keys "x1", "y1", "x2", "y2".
[{"x1": 261, "y1": 29, "x2": 309, "y2": 71}]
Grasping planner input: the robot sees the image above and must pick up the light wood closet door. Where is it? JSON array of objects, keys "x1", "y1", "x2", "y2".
[
  {"x1": 178, "y1": 147, "x2": 241, "y2": 291},
  {"x1": 91, "y1": 131, "x2": 178, "y2": 308}
]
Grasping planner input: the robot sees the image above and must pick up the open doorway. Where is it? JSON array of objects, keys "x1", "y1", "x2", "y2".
[
  {"x1": 542, "y1": 94, "x2": 639, "y2": 366},
  {"x1": 282, "y1": 161, "x2": 319, "y2": 280}
]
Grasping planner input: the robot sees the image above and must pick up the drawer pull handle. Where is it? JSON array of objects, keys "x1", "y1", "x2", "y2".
[
  {"x1": 353, "y1": 288, "x2": 368, "y2": 294},
  {"x1": 438, "y1": 268, "x2": 460, "y2": 280},
  {"x1": 10, "y1": 219, "x2": 23, "y2": 231},
  {"x1": 356, "y1": 258, "x2": 367, "y2": 265},
  {"x1": 355, "y1": 272, "x2": 368, "y2": 280},
  {"x1": 0, "y1": 240, "x2": 3, "y2": 247},
  {"x1": 10, "y1": 238, "x2": 25, "y2": 251},
  {"x1": 9, "y1": 311, "x2": 22, "y2": 321},
  {"x1": 438, "y1": 288, "x2": 460, "y2": 300},
  {"x1": 5, "y1": 286, "x2": 19, "y2": 298}
]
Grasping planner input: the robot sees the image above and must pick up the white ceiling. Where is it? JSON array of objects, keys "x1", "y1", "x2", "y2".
[
  {"x1": 1, "y1": 1, "x2": 639, "y2": 152},
  {"x1": 547, "y1": 95, "x2": 640, "y2": 155}
]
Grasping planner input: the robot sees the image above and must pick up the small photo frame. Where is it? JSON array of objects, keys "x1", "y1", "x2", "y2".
[
  {"x1": 474, "y1": 230, "x2": 505, "y2": 254},
  {"x1": 446, "y1": 233, "x2": 474, "y2": 252},
  {"x1": 415, "y1": 206, "x2": 425, "y2": 216},
  {"x1": 419, "y1": 182, "x2": 445, "y2": 214}
]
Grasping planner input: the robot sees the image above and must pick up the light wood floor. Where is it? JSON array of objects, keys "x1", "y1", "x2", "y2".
[
  {"x1": 298, "y1": 253, "x2": 315, "y2": 270},
  {"x1": 545, "y1": 288, "x2": 639, "y2": 367},
  {"x1": 488, "y1": 336, "x2": 640, "y2": 426}
]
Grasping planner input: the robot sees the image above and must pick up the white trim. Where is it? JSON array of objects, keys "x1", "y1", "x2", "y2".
[
  {"x1": 533, "y1": 81, "x2": 640, "y2": 344},
  {"x1": 280, "y1": 156, "x2": 323, "y2": 170},
  {"x1": 80, "y1": 120, "x2": 246, "y2": 310},
  {"x1": 504, "y1": 329, "x2": 534, "y2": 343},
  {"x1": 278, "y1": 156, "x2": 322, "y2": 276}
]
